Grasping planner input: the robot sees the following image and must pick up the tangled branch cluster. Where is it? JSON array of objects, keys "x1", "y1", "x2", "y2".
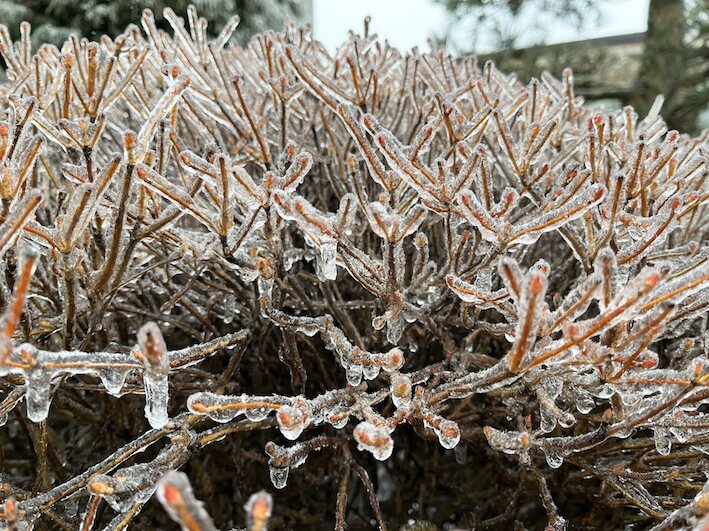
[{"x1": 0, "y1": 6, "x2": 707, "y2": 530}]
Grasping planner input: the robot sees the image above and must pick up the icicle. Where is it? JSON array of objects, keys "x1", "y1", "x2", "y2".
[
  {"x1": 25, "y1": 366, "x2": 52, "y2": 422},
  {"x1": 318, "y1": 237, "x2": 337, "y2": 281}
]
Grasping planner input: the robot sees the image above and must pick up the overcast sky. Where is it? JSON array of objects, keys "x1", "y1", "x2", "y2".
[{"x1": 312, "y1": 0, "x2": 650, "y2": 53}]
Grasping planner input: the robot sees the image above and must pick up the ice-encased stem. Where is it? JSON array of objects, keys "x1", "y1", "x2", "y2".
[{"x1": 137, "y1": 322, "x2": 170, "y2": 428}]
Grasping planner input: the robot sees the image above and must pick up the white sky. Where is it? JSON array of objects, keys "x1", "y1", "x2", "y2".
[{"x1": 312, "y1": 0, "x2": 650, "y2": 53}]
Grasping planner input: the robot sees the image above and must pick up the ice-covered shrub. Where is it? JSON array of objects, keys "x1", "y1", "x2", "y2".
[{"x1": 0, "y1": 6, "x2": 707, "y2": 530}]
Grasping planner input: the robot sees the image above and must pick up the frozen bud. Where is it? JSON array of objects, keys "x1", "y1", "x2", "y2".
[
  {"x1": 123, "y1": 130, "x2": 137, "y2": 165},
  {"x1": 390, "y1": 374, "x2": 412, "y2": 408},
  {"x1": 245, "y1": 491, "x2": 273, "y2": 531},
  {"x1": 88, "y1": 480, "x2": 115, "y2": 496},
  {"x1": 3, "y1": 496, "x2": 17, "y2": 523},
  {"x1": 422, "y1": 411, "x2": 461, "y2": 450},
  {"x1": 276, "y1": 399, "x2": 311, "y2": 440},
  {"x1": 383, "y1": 348, "x2": 405, "y2": 372},
  {"x1": 156, "y1": 471, "x2": 217, "y2": 531},
  {"x1": 327, "y1": 406, "x2": 350, "y2": 429},
  {"x1": 353, "y1": 421, "x2": 394, "y2": 461},
  {"x1": 435, "y1": 419, "x2": 461, "y2": 450},
  {"x1": 138, "y1": 321, "x2": 167, "y2": 367}
]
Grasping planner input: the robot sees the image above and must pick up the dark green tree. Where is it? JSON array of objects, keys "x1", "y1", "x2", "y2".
[{"x1": 0, "y1": 0, "x2": 306, "y2": 47}]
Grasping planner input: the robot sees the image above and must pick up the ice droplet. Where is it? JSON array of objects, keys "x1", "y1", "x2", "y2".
[
  {"x1": 269, "y1": 465, "x2": 289, "y2": 489},
  {"x1": 99, "y1": 368, "x2": 130, "y2": 397},
  {"x1": 223, "y1": 294, "x2": 235, "y2": 324},
  {"x1": 63, "y1": 497, "x2": 78, "y2": 518},
  {"x1": 542, "y1": 446, "x2": 565, "y2": 469},
  {"x1": 244, "y1": 406, "x2": 270, "y2": 421},
  {"x1": 574, "y1": 388, "x2": 595, "y2": 414},
  {"x1": 454, "y1": 443, "x2": 468, "y2": 464},
  {"x1": 386, "y1": 316, "x2": 404, "y2": 345},
  {"x1": 540, "y1": 406, "x2": 556, "y2": 434},
  {"x1": 362, "y1": 364, "x2": 380, "y2": 380},
  {"x1": 345, "y1": 366, "x2": 363, "y2": 386}
]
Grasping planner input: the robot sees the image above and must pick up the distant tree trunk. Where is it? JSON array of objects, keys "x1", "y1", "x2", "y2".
[{"x1": 630, "y1": 0, "x2": 689, "y2": 131}]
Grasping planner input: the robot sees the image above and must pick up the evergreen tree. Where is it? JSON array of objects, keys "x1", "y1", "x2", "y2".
[{"x1": 0, "y1": 0, "x2": 306, "y2": 48}]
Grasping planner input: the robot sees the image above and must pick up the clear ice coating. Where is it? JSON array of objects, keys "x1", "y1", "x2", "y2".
[
  {"x1": 345, "y1": 366, "x2": 363, "y2": 386},
  {"x1": 90, "y1": 463, "x2": 162, "y2": 512},
  {"x1": 326, "y1": 405, "x2": 350, "y2": 429},
  {"x1": 187, "y1": 391, "x2": 281, "y2": 423},
  {"x1": 0, "y1": 8, "x2": 706, "y2": 528},
  {"x1": 137, "y1": 322, "x2": 170, "y2": 428},
  {"x1": 483, "y1": 426, "x2": 530, "y2": 455},
  {"x1": 353, "y1": 421, "x2": 394, "y2": 461},
  {"x1": 90, "y1": 441, "x2": 190, "y2": 513},
  {"x1": 574, "y1": 388, "x2": 596, "y2": 414}
]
